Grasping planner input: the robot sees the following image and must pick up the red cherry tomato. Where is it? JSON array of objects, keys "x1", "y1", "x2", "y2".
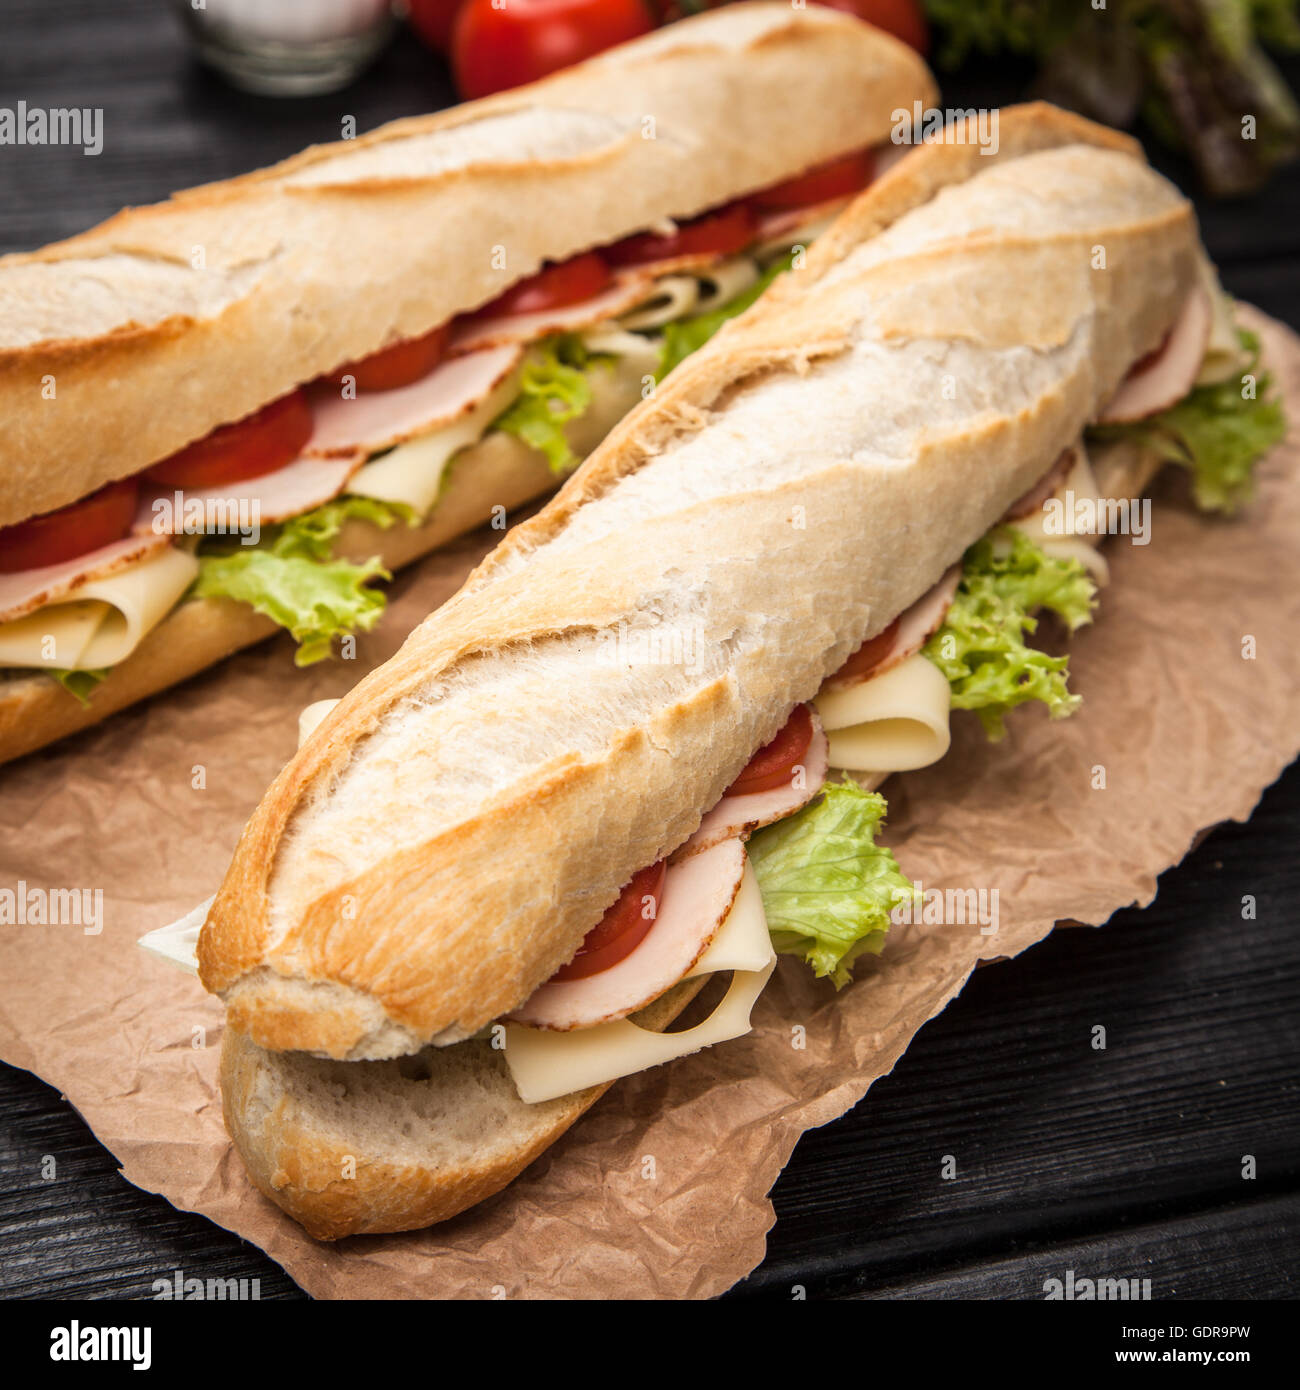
[
  {"x1": 811, "y1": 0, "x2": 928, "y2": 54},
  {"x1": 0, "y1": 479, "x2": 139, "y2": 574},
  {"x1": 324, "y1": 323, "x2": 451, "y2": 393},
  {"x1": 473, "y1": 251, "x2": 611, "y2": 319},
  {"x1": 833, "y1": 618, "x2": 901, "y2": 686},
  {"x1": 604, "y1": 203, "x2": 759, "y2": 268},
  {"x1": 406, "y1": 0, "x2": 466, "y2": 54},
  {"x1": 727, "y1": 704, "x2": 815, "y2": 797},
  {"x1": 143, "y1": 391, "x2": 313, "y2": 490},
  {"x1": 453, "y1": 0, "x2": 655, "y2": 101},
  {"x1": 552, "y1": 861, "x2": 667, "y2": 981},
  {"x1": 750, "y1": 149, "x2": 876, "y2": 213}
]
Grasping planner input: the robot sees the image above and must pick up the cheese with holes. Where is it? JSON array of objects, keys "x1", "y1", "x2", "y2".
[
  {"x1": 0, "y1": 544, "x2": 198, "y2": 671},
  {"x1": 619, "y1": 276, "x2": 702, "y2": 330},
  {"x1": 503, "y1": 858, "x2": 775, "y2": 1104},
  {"x1": 691, "y1": 255, "x2": 760, "y2": 312},
  {"x1": 816, "y1": 651, "x2": 951, "y2": 773}
]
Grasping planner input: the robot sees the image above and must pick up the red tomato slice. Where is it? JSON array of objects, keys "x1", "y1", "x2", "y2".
[
  {"x1": 453, "y1": 0, "x2": 655, "y2": 101},
  {"x1": 750, "y1": 149, "x2": 876, "y2": 213},
  {"x1": 472, "y1": 251, "x2": 612, "y2": 320},
  {"x1": 604, "y1": 203, "x2": 759, "y2": 268},
  {"x1": 324, "y1": 323, "x2": 451, "y2": 393},
  {"x1": 143, "y1": 390, "x2": 314, "y2": 490},
  {"x1": 834, "y1": 618, "x2": 901, "y2": 686},
  {"x1": 552, "y1": 860, "x2": 667, "y2": 981},
  {"x1": 0, "y1": 479, "x2": 139, "y2": 574},
  {"x1": 727, "y1": 704, "x2": 815, "y2": 797}
]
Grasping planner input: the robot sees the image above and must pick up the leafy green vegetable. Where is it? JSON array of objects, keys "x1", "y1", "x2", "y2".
[
  {"x1": 276, "y1": 493, "x2": 416, "y2": 562},
  {"x1": 749, "y1": 779, "x2": 915, "y2": 988},
  {"x1": 191, "y1": 495, "x2": 411, "y2": 665},
  {"x1": 193, "y1": 548, "x2": 389, "y2": 666},
  {"x1": 51, "y1": 667, "x2": 109, "y2": 706},
  {"x1": 1090, "y1": 328, "x2": 1286, "y2": 514},
  {"x1": 924, "y1": 528, "x2": 1097, "y2": 740},
  {"x1": 492, "y1": 334, "x2": 606, "y2": 475},
  {"x1": 921, "y1": 0, "x2": 1300, "y2": 195},
  {"x1": 656, "y1": 252, "x2": 794, "y2": 381}
]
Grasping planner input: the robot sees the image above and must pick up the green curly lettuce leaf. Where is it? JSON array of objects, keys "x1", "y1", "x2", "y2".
[
  {"x1": 1090, "y1": 328, "x2": 1286, "y2": 514},
  {"x1": 924, "y1": 528, "x2": 1098, "y2": 740},
  {"x1": 749, "y1": 779, "x2": 915, "y2": 988},
  {"x1": 192, "y1": 495, "x2": 410, "y2": 665},
  {"x1": 276, "y1": 493, "x2": 416, "y2": 562},
  {"x1": 491, "y1": 334, "x2": 606, "y2": 475}
]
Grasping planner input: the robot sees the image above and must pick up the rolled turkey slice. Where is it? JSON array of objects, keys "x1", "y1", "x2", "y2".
[
  {"x1": 448, "y1": 274, "x2": 659, "y2": 355},
  {"x1": 754, "y1": 195, "x2": 851, "y2": 243},
  {"x1": 135, "y1": 452, "x2": 365, "y2": 534},
  {"x1": 1005, "y1": 446, "x2": 1078, "y2": 521},
  {"x1": 1098, "y1": 286, "x2": 1211, "y2": 423},
  {"x1": 676, "y1": 709, "x2": 829, "y2": 859},
  {"x1": 305, "y1": 343, "x2": 522, "y2": 456},
  {"x1": 507, "y1": 837, "x2": 746, "y2": 1032},
  {"x1": 823, "y1": 564, "x2": 961, "y2": 693},
  {"x1": 0, "y1": 533, "x2": 170, "y2": 624}
]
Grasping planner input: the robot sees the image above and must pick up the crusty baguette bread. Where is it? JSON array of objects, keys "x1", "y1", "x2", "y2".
[
  {"x1": 222, "y1": 442, "x2": 1172, "y2": 1243},
  {"x1": 220, "y1": 977, "x2": 706, "y2": 1240},
  {"x1": 0, "y1": 4, "x2": 933, "y2": 529},
  {"x1": 198, "y1": 105, "x2": 1200, "y2": 1061},
  {"x1": 0, "y1": 350, "x2": 646, "y2": 764}
]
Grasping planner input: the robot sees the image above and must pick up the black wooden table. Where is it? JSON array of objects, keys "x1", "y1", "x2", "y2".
[{"x1": 1, "y1": 1, "x2": 1297, "y2": 1301}]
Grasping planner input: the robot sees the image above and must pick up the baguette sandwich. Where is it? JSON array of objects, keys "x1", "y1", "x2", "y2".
[
  {"x1": 0, "y1": 4, "x2": 933, "y2": 766},
  {"x1": 174, "y1": 104, "x2": 1284, "y2": 1240}
]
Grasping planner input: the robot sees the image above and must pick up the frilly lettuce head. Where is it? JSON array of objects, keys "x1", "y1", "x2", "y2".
[
  {"x1": 925, "y1": 527, "x2": 1097, "y2": 740},
  {"x1": 749, "y1": 779, "x2": 915, "y2": 987}
]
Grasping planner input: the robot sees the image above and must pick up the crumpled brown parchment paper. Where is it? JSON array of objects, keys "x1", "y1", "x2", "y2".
[{"x1": 1, "y1": 308, "x2": 1297, "y2": 1301}]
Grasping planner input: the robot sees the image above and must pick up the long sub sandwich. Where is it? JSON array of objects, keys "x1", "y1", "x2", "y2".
[
  {"x1": 0, "y1": 4, "x2": 933, "y2": 766},
  {"x1": 168, "y1": 105, "x2": 1285, "y2": 1240}
]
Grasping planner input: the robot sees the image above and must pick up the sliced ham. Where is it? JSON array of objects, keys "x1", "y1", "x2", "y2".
[
  {"x1": 1006, "y1": 446, "x2": 1078, "y2": 521},
  {"x1": 824, "y1": 564, "x2": 961, "y2": 692},
  {"x1": 448, "y1": 274, "x2": 659, "y2": 355},
  {"x1": 754, "y1": 195, "x2": 850, "y2": 243},
  {"x1": 677, "y1": 711, "x2": 829, "y2": 859},
  {"x1": 135, "y1": 453, "x2": 365, "y2": 535},
  {"x1": 305, "y1": 343, "x2": 522, "y2": 456},
  {"x1": 609, "y1": 250, "x2": 730, "y2": 279},
  {"x1": 0, "y1": 533, "x2": 170, "y2": 624},
  {"x1": 507, "y1": 837, "x2": 746, "y2": 1032},
  {"x1": 1098, "y1": 286, "x2": 1211, "y2": 423}
]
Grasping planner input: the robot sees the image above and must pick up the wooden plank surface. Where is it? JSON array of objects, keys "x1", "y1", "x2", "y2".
[{"x1": 0, "y1": 0, "x2": 1297, "y2": 1300}]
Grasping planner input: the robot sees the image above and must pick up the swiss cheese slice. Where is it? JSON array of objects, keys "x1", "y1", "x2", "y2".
[
  {"x1": 618, "y1": 257, "x2": 760, "y2": 331},
  {"x1": 137, "y1": 896, "x2": 213, "y2": 976},
  {"x1": 1009, "y1": 446, "x2": 1111, "y2": 586},
  {"x1": 815, "y1": 651, "x2": 951, "y2": 774},
  {"x1": 345, "y1": 370, "x2": 520, "y2": 517},
  {"x1": 619, "y1": 275, "x2": 702, "y2": 330},
  {"x1": 503, "y1": 859, "x2": 776, "y2": 1105},
  {"x1": 691, "y1": 255, "x2": 760, "y2": 313},
  {"x1": 297, "y1": 698, "x2": 342, "y2": 746},
  {"x1": 0, "y1": 544, "x2": 198, "y2": 671}
]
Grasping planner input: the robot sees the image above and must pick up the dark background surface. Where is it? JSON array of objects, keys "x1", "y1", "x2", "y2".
[{"x1": 0, "y1": 1, "x2": 1297, "y2": 1301}]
